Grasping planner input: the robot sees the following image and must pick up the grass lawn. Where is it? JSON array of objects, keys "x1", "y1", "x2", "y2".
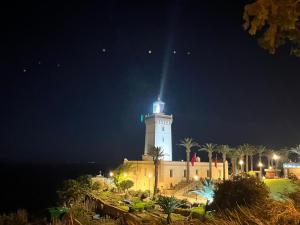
[{"x1": 264, "y1": 178, "x2": 297, "y2": 200}]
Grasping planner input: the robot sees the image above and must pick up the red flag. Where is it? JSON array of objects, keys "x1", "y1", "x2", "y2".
[{"x1": 191, "y1": 153, "x2": 197, "y2": 166}]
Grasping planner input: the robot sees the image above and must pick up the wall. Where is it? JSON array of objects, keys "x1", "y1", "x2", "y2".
[{"x1": 124, "y1": 160, "x2": 228, "y2": 191}]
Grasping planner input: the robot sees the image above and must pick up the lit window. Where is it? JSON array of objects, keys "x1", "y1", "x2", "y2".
[
  {"x1": 184, "y1": 170, "x2": 187, "y2": 178},
  {"x1": 170, "y1": 169, "x2": 173, "y2": 178},
  {"x1": 196, "y1": 169, "x2": 198, "y2": 175}
]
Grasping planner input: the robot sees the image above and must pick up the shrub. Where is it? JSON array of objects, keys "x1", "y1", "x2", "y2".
[
  {"x1": 212, "y1": 175, "x2": 269, "y2": 210},
  {"x1": 119, "y1": 180, "x2": 134, "y2": 192},
  {"x1": 288, "y1": 173, "x2": 299, "y2": 183}
]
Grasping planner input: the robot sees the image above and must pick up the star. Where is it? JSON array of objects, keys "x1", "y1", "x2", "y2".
[
  {"x1": 57, "y1": 63, "x2": 61, "y2": 67},
  {"x1": 148, "y1": 50, "x2": 152, "y2": 54},
  {"x1": 102, "y1": 48, "x2": 106, "y2": 53},
  {"x1": 173, "y1": 50, "x2": 176, "y2": 54},
  {"x1": 38, "y1": 61, "x2": 42, "y2": 65},
  {"x1": 187, "y1": 51, "x2": 191, "y2": 55},
  {"x1": 23, "y1": 68, "x2": 27, "y2": 73}
]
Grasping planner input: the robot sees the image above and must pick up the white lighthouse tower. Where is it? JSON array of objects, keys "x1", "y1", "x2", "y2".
[{"x1": 143, "y1": 97, "x2": 173, "y2": 161}]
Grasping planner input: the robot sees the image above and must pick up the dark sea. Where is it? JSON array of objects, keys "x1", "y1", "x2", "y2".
[{"x1": 0, "y1": 162, "x2": 110, "y2": 214}]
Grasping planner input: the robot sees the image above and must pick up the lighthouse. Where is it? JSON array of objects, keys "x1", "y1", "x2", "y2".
[{"x1": 143, "y1": 97, "x2": 173, "y2": 161}]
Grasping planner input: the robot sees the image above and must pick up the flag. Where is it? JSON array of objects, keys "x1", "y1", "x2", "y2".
[{"x1": 191, "y1": 153, "x2": 197, "y2": 166}]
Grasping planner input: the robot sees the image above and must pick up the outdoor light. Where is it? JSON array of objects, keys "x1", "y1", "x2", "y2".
[
  {"x1": 269, "y1": 166, "x2": 273, "y2": 170},
  {"x1": 258, "y1": 162, "x2": 263, "y2": 167},
  {"x1": 239, "y1": 160, "x2": 244, "y2": 165},
  {"x1": 148, "y1": 173, "x2": 152, "y2": 178},
  {"x1": 273, "y1": 154, "x2": 279, "y2": 160},
  {"x1": 109, "y1": 171, "x2": 114, "y2": 177},
  {"x1": 194, "y1": 175, "x2": 199, "y2": 181},
  {"x1": 124, "y1": 173, "x2": 128, "y2": 177}
]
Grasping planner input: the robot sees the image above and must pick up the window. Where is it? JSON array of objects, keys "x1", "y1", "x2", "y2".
[
  {"x1": 162, "y1": 137, "x2": 164, "y2": 142},
  {"x1": 196, "y1": 169, "x2": 198, "y2": 175},
  {"x1": 184, "y1": 169, "x2": 187, "y2": 178},
  {"x1": 144, "y1": 168, "x2": 147, "y2": 176},
  {"x1": 170, "y1": 169, "x2": 173, "y2": 178},
  {"x1": 218, "y1": 170, "x2": 222, "y2": 178},
  {"x1": 207, "y1": 170, "x2": 209, "y2": 177},
  {"x1": 162, "y1": 126, "x2": 165, "y2": 131}
]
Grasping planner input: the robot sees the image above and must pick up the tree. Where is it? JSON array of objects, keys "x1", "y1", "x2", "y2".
[
  {"x1": 57, "y1": 175, "x2": 99, "y2": 207},
  {"x1": 257, "y1": 145, "x2": 266, "y2": 178},
  {"x1": 112, "y1": 163, "x2": 133, "y2": 192},
  {"x1": 199, "y1": 143, "x2": 216, "y2": 179},
  {"x1": 148, "y1": 146, "x2": 164, "y2": 197},
  {"x1": 213, "y1": 175, "x2": 269, "y2": 210},
  {"x1": 227, "y1": 148, "x2": 240, "y2": 176},
  {"x1": 241, "y1": 144, "x2": 252, "y2": 172},
  {"x1": 178, "y1": 138, "x2": 199, "y2": 182},
  {"x1": 217, "y1": 145, "x2": 231, "y2": 181},
  {"x1": 290, "y1": 145, "x2": 300, "y2": 161},
  {"x1": 265, "y1": 149, "x2": 275, "y2": 168},
  {"x1": 157, "y1": 196, "x2": 181, "y2": 224},
  {"x1": 248, "y1": 146, "x2": 256, "y2": 171},
  {"x1": 119, "y1": 180, "x2": 134, "y2": 193},
  {"x1": 236, "y1": 146, "x2": 245, "y2": 173},
  {"x1": 190, "y1": 178, "x2": 214, "y2": 204},
  {"x1": 243, "y1": 0, "x2": 300, "y2": 57}
]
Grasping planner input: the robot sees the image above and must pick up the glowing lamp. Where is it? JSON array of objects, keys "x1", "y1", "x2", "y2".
[
  {"x1": 239, "y1": 160, "x2": 244, "y2": 165},
  {"x1": 153, "y1": 96, "x2": 165, "y2": 114},
  {"x1": 148, "y1": 173, "x2": 152, "y2": 178},
  {"x1": 258, "y1": 162, "x2": 263, "y2": 167},
  {"x1": 109, "y1": 172, "x2": 114, "y2": 177}
]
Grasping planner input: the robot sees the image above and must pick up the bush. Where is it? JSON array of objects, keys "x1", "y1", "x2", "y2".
[
  {"x1": 119, "y1": 180, "x2": 134, "y2": 192},
  {"x1": 288, "y1": 173, "x2": 299, "y2": 183},
  {"x1": 212, "y1": 175, "x2": 269, "y2": 210}
]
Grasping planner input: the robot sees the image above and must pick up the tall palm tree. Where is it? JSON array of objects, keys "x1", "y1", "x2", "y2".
[
  {"x1": 236, "y1": 146, "x2": 245, "y2": 173},
  {"x1": 178, "y1": 138, "x2": 199, "y2": 182},
  {"x1": 289, "y1": 145, "x2": 300, "y2": 162},
  {"x1": 217, "y1": 145, "x2": 231, "y2": 181},
  {"x1": 227, "y1": 148, "x2": 239, "y2": 176},
  {"x1": 248, "y1": 146, "x2": 256, "y2": 171},
  {"x1": 148, "y1": 146, "x2": 164, "y2": 197},
  {"x1": 257, "y1": 145, "x2": 266, "y2": 178},
  {"x1": 265, "y1": 149, "x2": 275, "y2": 168},
  {"x1": 199, "y1": 143, "x2": 216, "y2": 179}
]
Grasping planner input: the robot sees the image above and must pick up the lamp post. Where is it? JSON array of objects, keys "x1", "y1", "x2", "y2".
[
  {"x1": 148, "y1": 173, "x2": 152, "y2": 197},
  {"x1": 109, "y1": 171, "x2": 114, "y2": 177},
  {"x1": 258, "y1": 162, "x2": 263, "y2": 180}
]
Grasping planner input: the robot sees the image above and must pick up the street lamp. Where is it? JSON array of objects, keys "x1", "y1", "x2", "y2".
[
  {"x1": 109, "y1": 171, "x2": 114, "y2": 177},
  {"x1": 124, "y1": 173, "x2": 128, "y2": 178},
  {"x1": 194, "y1": 175, "x2": 199, "y2": 181},
  {"x1": 258, "y1": 162, "x2": 263, "y2": 180}
]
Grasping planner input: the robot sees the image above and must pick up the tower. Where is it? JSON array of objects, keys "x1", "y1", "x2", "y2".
[{"x1": 143, "y1": 97, "x2": 173, "y2": 161}]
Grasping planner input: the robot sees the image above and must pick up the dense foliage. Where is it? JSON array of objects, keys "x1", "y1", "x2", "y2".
[
  {"x1": 213, "y1": 176, "x2": 269, "y2": 210},
  {"x1": 243, "y1": 0, "x2": 300, "y2": 57}
]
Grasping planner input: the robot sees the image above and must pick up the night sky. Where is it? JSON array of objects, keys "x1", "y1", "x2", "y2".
[{"x1": 1, "y1": 1, "x2": 300, "y2": 164}]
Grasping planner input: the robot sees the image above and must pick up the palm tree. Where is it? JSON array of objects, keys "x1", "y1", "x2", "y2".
[
  {"x1": 217, "y1": 145, "x2": 231, "y2": 181},
  {"x1": 257, "y1": 145, "x2": 266, "y2": 178},
  {"x1": 265, "y1": 149, "x2": 275, "y2": 168},
  {"x1": 199, "y1": 143, "x2": 216, "y2": 179},
  {"x1": 241, "y1": 144, "x2": 252, "y2": 172},
  {"x1": 227, "y1": 148, "x2": 239, "y2": 176},
  {"x1": 289, "y1": 145, "x2": 300, "y2": 162},
  {"x1": 157, "y1": 196, "x2": 181, "y2": 224},
  {"x1": 178, "y1": 138, "x2": 199, "y2": 182},
  {"x1": 248, "y1": 146, "x2": 256, "y2": 171},
  {"x1": 148, "y1": 146, "x2": 164, "y2": 197},
  {"x1": 236, "y1": 146, "x2": 245, "y2": 173}
]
